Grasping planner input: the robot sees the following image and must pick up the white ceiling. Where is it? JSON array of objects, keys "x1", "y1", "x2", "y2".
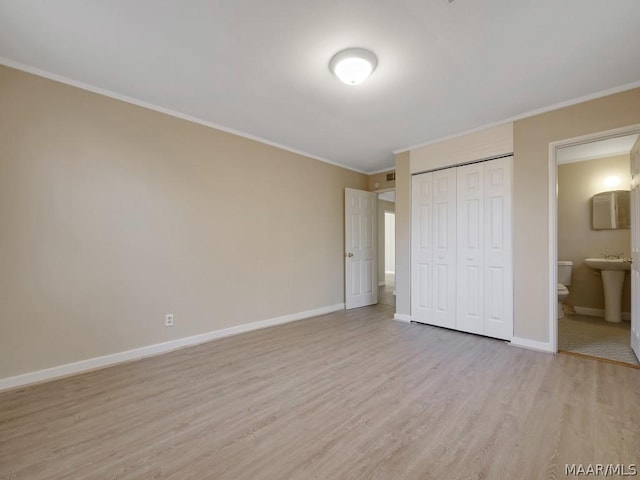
[
  {"x1": 1, "y1": 1, "x2": 640, "y2": 173},
  {"x1": 557, "y1": 134, "x2": 639, "y2": 164}
]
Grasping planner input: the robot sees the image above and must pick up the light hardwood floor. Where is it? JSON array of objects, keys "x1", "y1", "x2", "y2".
[
  {"x1": 1, "y1": 304, "x2": 639, "y2": 479},
  {"x1": 378, "y1": 276, "x2": 395, "y2": 307}
]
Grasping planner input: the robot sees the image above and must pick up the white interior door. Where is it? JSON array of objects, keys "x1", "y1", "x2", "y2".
[
  {"x1": 345, "y1": 188, "x2": 377, "y2": 309},
  {"x1": 483, "y1": 156, "x2": 513, "y2": 340},
  {"x1": 432, "y1": 168, "x2": 457, "y2": 329},
  {"x1": 630, "y1": 137, "x2": 640, "y2": 361},
  {"x1": 411, "y1": 173, "x2": 433, "y2": 323},
  {"x1": 457, "y1": 163, "x2": 484, "y2": 335}
]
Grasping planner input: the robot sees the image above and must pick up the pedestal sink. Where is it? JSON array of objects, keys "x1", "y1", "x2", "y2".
[{"x1": 584, "y1": 258, "x2": 631, "y2": 323}]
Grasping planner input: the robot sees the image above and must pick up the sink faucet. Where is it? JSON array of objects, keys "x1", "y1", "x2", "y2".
[{"x1": 601, "y1": 253, "x2": 624, "y2": 259}]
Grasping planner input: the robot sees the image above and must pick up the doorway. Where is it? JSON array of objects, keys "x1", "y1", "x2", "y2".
[
  {"x1": 550, "y1": 126, "x2": 640, "y2": 366},
  {"x1": 378, "y1": 190, "x2": 395, "y2": 307},
  {"x1": 384, "y1": 211, "x2": 396, "y2": 292}
]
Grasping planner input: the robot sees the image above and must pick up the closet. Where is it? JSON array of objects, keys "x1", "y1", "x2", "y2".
[{"x1": 411, "y1": 156, "x2": 513, "y2": 340}]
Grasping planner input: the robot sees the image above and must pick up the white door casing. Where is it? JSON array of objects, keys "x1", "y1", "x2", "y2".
[
  {"x1": 630, "y1": 136, "x2": 640, "y2": 361},
  {"x1": 345, "y1": 188, "x2": 377, "y2": 309}
]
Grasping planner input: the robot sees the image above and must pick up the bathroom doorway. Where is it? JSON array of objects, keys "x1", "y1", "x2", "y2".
[
  {"x1": 378, "y1": 190, "x2": 395, "y2": 307},
  {"x1": 552, "y1": 129, "x2": 640, "y2": 366}
]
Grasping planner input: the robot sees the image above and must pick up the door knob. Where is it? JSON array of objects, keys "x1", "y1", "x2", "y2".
[{"x1": 345, "y1": 252, "x2": 354, "y2": 258}]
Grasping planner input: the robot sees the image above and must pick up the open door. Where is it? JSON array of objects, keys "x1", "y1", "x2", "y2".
[
  {"x1": 631, "y1": 136, "x2": 640, "y2": 362},
  {"x1": 345, "y1": 188, "x2": 377, "y2": 309}
]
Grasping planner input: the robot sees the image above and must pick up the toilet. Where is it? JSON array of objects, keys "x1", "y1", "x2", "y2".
[{"x1": 557, "y1": 261, "x2": 573, "y2": 318}]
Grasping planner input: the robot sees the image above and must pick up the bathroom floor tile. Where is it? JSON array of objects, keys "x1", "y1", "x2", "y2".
[{"x1": 559, "y1": 314, "x2": 639, "y2": 366}]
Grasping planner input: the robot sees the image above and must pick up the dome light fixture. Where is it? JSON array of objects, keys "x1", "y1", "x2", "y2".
[{"x1": 330, "y1": 48, "x2": 377, "y2": 86}]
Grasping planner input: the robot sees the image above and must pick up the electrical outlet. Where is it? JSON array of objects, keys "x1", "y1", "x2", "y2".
[{"x1": 165, "y1": 313, "x2": 174, "y2": 327}]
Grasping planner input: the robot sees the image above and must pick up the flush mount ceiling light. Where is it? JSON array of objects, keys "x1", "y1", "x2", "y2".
[{"x1": 330, "y1": 48, "x2": 377, "y2": 85}]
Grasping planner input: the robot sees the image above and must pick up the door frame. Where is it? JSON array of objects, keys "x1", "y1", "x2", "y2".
[
  {"x1": 548, "y1": 123, "x2": 640, "y2": 353},
  {"x1": 376, "y1": 188, "x2": 396, "y2": 288},
  {"x1": 383, "y1": 210, "x2": 396, "y2": 279}
]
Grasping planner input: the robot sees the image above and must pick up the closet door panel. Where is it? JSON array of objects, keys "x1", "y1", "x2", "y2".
[
  {"x1": 456, "y1": 163, "x2": 484, "y2": 334},
  {"x1": 483, "y1": 157, "x2": 513, "y2": 340},
  {"x1": 411, "y1": 173, "x2": 433, "y2": 324},
  {"x1": 411, "y1": 157, "x2": 512, "y2": 341},
  {"x1": 431, "y1": 168, "x2": 457, "y2": 329}
]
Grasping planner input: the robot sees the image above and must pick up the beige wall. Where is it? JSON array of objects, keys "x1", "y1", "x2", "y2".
[
  {"x1": 558, "y1": 155, "x2": 631, "y2": 313},
  {"x1": 396, "y1": 88, "x2": 640, "y2": 344},
  {"x1": 396, "y1": 124, "x2": 514, "y2": 319},
  {"x1": 513, "y1": 87, "x2": 640, "y2": 342},
  {"x1": 368, "y1": 170, "x2": 395, "y2": 192},
  {"x1": 394, "y1": 152, "x2": 411, "y2": 317},
  {"x1": 377, "y1": 199, "x2": 395, "y2": 284},
  {"x1": 0, "y1": 66, "x2": 368, "y2": 379},
  {"x1": 410, "y1": 122, "x2": 514, "y2": 173}
]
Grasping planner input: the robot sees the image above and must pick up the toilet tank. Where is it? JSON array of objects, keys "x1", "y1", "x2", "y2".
[{"x1": 558, "y1": 261, "x2": 573, "y2": 286}]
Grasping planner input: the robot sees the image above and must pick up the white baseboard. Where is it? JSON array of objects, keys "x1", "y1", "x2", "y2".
[
  {"x1": 393, "y1": 313, "x2": 412, "y2": 323},
  {"x1": 510, "y1": 336, "x2": 554, "y2": 354},
  {"x1": 0, "y1": 303, "x2": 345, "y2": 392},
  {"x1": 574, "y1": 306, "x2": 631, "y2": 321},
  {"x1": 392, "y1": 316, "x2": 554, "y2": 351}
]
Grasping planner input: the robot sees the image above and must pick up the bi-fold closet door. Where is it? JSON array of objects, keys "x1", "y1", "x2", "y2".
[
  {"x1": 411, "y1": 168, "x2": 457, "y2": 329},
  {"x1": 411, "y1": 156, "x2": 512, "y2": 340}
]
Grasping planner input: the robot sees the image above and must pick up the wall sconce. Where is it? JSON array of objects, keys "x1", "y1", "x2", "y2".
[{"x1": 603, "y1": 176, "x2": 621, "y2": 188}]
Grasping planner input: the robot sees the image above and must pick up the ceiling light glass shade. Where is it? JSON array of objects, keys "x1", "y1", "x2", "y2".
[{"x1": 330, "y1": 48, "x2": 377, "y2": 85}]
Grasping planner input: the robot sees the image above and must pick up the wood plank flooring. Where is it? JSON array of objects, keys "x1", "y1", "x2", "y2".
[
  {"x1": 378, "y1": 278, "x2": 395, "y2": 307},
  {"x1": 1, "y1": 304, "x2": 639, "y2": 479}
]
